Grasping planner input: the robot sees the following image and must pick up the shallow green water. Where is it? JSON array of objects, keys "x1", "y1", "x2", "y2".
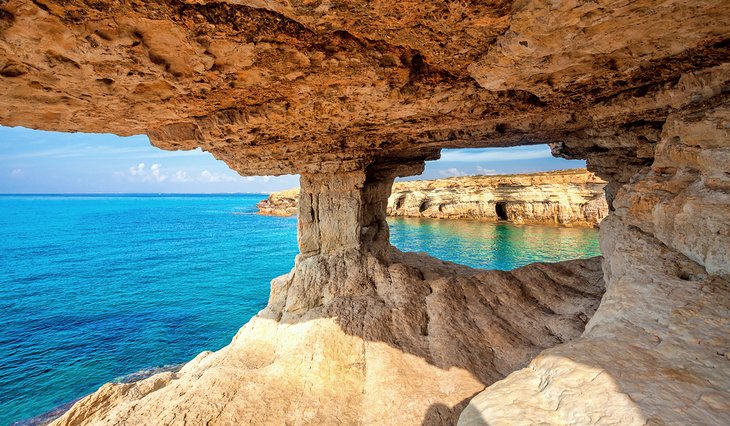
[{"x1": 388, "y1": 217, "x2": 601, "y2": 270}]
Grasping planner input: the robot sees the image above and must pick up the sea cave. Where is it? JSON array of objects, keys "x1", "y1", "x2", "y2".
[{"x1": 0, "y1": 0, "x2": 728, "y2": 424}]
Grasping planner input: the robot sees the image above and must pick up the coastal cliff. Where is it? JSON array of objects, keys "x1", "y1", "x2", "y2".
[
  {"x1": 258, "y1": 169, "x2": 608, "y2": 226},
  {"x1": 1, "y1": 1, "x2": 728, "y2": 425}
]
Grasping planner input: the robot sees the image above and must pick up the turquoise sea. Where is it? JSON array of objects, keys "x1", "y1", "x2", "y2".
[{"x1": 0, "y1": 194, "x2": 600, "y2": 424}]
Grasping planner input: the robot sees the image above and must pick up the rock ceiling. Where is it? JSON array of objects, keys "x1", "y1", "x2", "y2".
[{"x1": 0, "y1": 0, "x2": 728, "y2": 174}]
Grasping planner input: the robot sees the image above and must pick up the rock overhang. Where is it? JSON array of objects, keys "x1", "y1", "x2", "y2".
[
  {"x1": 0, "y1": 0, "x2": 728, "y2": 176},
  {"x1": 2, "y1": 2, "x2": 730, "y2": 425}
]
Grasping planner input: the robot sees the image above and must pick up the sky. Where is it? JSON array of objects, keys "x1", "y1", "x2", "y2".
[{"x1": 0, "y1": 126, "x2": 585, "y2": 193}]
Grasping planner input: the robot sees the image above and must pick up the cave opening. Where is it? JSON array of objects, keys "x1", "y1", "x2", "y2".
[
  {"x1": 495, "y1": 202, "x2": 508, "y2": 220},
  {"x1": 385, "y1": 146, "x2": 603, "y2": 270}
]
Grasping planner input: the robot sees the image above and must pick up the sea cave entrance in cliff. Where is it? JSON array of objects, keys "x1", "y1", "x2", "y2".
[{"x1": 495, "y1": 202, "x2": 508, "y2": 220}]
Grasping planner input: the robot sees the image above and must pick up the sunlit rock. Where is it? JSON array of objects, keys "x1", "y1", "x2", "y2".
[
  {"x1": 258, "y1": 169, "x2": 609, "y2": 226},
  {"x1": 0, "y1": 0, "x2": 728, "y2": 424}
]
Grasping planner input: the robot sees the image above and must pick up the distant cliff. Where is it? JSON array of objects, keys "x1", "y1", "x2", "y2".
[{"x1": 258, "y1": 169, "x2": 608, "y2": 226}]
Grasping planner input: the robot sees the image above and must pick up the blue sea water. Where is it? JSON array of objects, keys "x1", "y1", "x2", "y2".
[{"x1": 0, "y1": 194, "x2": 600, "y2": 424}]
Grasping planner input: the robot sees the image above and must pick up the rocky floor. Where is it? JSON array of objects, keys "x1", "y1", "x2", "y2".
[
  {"x1": 461, "y1": 216, "x2": 730, "y2": 425},
  {"x1": 52, "y1": 251, "x2": 605, "y2": 425}
]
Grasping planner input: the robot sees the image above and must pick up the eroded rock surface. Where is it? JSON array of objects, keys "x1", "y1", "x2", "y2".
[
  {"x1": 1, "y1": 1, "x2": 728, "y2": 174},
  {"x1": 258, "y1": 169, "x2": 608, "y2": 226},
  {"x1": 460, "y1": 97, "x2": 730, "y2": 426},
  {"x1": 1, "y1": 0, "x2": 729, "y2": 424},
  {"x1": 53, "y1": 251, "x2": 605, "y2": 425},
  {"x1": 257, "y1": 187, "x2": 299, "y2": 216}
]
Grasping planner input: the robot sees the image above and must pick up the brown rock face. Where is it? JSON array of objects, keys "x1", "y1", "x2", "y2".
[
  {"x1": 1, "y1": 0, "x2": 728, "y2": 173},
  {"x1": 257, "y1": 187, "x2": 299, "y2": 216},
  {"x1": 260, "y1": 169, "x2": 609, "y2": 226},
  {"x1": 1, "y1": 0, "x2": 729, "y2": 424},
  {"x1": 461, "y1": 101, "x2": 730, "y2": 426}
]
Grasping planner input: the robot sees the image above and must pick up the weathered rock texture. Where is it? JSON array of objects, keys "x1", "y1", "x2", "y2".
[
  {"x1": 461, "y1": 100, "x2": 730, "y2": 426},
  {"x1": 257, "y1": 187, "x2": 299, "y2": 216},
  {"x1": 258, "y1": 169, "x2": 608, "y2": 226},
  {"x1": 1, "y1": 1, "x2": 728, "y2": 173},
  {"x1": 389, "y1": 169, "x2": 608, "y2": 226},
  {"x1": 1, "y1": 0, "x2": 729, "y2": 424},
  {"x1": 53, "y1": 252, "x2": 605, "y2": 425}
]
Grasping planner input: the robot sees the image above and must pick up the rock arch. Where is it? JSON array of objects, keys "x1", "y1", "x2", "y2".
[{"x1": 0, "y1": 0, "x2": 728, "y2": 424}]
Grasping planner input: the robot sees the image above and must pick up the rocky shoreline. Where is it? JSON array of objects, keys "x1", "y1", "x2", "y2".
[
  {"x1": 257, "y1": 169, "x2": 608, "y2": 227},
  {"x1": 2, "y1": 1, "x2": 728, "y2": 424}
]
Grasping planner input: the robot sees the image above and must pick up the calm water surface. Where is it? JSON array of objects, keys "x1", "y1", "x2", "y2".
[
  {"x1": 388, "y1": 217, "x2": 600, "y2": 270},
  {"x1": 0, "y1": 195, "x2": 600, "y2": 424}
]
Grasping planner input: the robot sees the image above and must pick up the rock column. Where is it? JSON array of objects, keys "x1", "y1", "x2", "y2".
[
  {"x1": 296, "y1": 157, "x2": 432, "y2": 260},
  {"x1": 297, "y1": 169, "x2": 393, "y2": 259}
]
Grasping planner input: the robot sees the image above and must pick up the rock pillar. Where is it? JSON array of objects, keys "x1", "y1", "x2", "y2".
[
  {"x1": 296, "y1": 157, "x2": 432, "y2": 260},
  {"x1": 297, "y1": 169, "x2": 393, "y2": 259}
]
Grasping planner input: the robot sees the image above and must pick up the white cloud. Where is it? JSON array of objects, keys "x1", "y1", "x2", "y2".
[
  {"x1": 475, "y1": 166, "x2": 498, "y2": 175},
  {"x1": 149, "y1": 163, "x2": 167, "y2": 182},
  {"x1": 440, "y1": 146, "x2": 553, "y2": 162},
  {"x1": 127, "y1": 162, "x2": 168, "y2": 182},
  {"x1": 129, "y1": 163, "x2": 144, "y2": 176},
  {"x1": 171, "y1": 170, "x2": 189, "y2": 183},
  {"x1": 10, "y1": 168, "x2": 24, "y2": 178},
  {"x1": 199, "y1": 170, "x2": 236, "y2": 183},
  {"x1": 124, "y1": 165, "x2": 290, "y2": 187},
  {"x1": 438, "y1": 167, "x2": 466, "y2": 177}
]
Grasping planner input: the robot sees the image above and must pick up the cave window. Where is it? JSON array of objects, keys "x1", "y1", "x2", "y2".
[
  {"x1": 495, "y1": 202, "x2": 508, "y2": 220},
  {"x1": 419, "y1": 201, "x2": 430, "y2": 213}
]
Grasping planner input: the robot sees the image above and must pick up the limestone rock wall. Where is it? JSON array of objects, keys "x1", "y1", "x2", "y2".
[
  {"x1": 388, "y1": 169, "x2": 607, "y2": 226},
  {"x1": 1, "y1": 0, "x2": 729, "y2": 425},
  {"x1": 259, "y1": 169, "x2": 608, "y2": 226},
  {"x1": 256, "y1": 188, "x2": 299, "y2": 216},
  {"x1": 459, "y1": 99, "x2": 730, "y2": 426},
  {"x1": 1, "y1": 1, "x2": 728, "y2": 174}
]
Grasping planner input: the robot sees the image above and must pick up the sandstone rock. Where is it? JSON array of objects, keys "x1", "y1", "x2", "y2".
[
  {"x1": 256, "y1": 187, "x2": 299, "y2": 216},
  {"x1": 461, "y1": 100, "x2": 730, "y2": 426},
  {"x1": 387, "y1": 169, "x2": 607, "y2": 226},
  {"x1": 459, "y1": 215, "x2": 730, "y2": 426},
  {"x1": 1, "y1": 0, "x2": 728, "y2": 424},
  {"x1": 260, "y1": 169, "x2": 608, "y2": 227},
  {"x1": 52, "y1": 250, "x2": 605, "y2": 426},
  {"x1": 0, "y1": 1, "x2": 727, "y2": 174}
]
